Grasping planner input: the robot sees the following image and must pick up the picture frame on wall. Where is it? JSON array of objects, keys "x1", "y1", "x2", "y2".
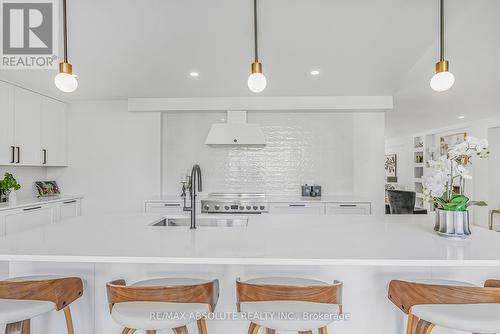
[
  {"x1": 385, "y1": 154, "x2": 397, "y2": 183},
  {"x1": 440, "y1": 132, "x2": 467, "y2": 156}
]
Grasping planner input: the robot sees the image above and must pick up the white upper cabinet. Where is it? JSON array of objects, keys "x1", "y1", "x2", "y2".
[
  {"x1": 14, "y1": 88, "x2": 41, "y2": 165},
  {"x1": 0, "y1": 82, "x2": 68, "y2": 167},
  {"x1": 41, "y1": 97, "x2": 67, "y2": 166},
  {"x1": 0, "y1": 82, "x2": 15, "y2": 165}
]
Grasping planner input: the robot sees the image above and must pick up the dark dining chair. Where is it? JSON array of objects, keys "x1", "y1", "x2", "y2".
[{"x1": 387, "y1": 190, "x2": 416, "y2": 214}]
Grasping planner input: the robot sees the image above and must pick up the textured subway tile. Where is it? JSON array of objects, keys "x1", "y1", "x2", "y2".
[{"x1": 163, "y1": 112, "x2": 354, "y2": 196}]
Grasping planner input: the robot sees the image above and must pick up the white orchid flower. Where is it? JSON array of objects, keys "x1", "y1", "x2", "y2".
[
  {"x1": 455, "y1": 164, "x2": 472, "y2": 179},
  {"x1": 477, "y1": 139, "x2": 489, "y2": 151}
]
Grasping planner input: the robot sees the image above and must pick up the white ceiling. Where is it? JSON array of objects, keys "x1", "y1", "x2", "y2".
[
  {"x1": 387, "y1": 0, "x2": 500, "y2": 138},
  {"x1": 2, "y1": 0, "x2": 498, "y2": 137},
  {"x1": 0, "y1": 0, "x2": 439, "y2": 100}
]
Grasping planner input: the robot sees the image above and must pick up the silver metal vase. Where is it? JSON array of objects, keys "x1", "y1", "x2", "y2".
[{"x1": 434, "y1": 209, "x2": 471, "y2": 238}]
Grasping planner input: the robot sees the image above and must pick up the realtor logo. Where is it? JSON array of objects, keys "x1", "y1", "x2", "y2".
[{"x1": 1, "y1": 0, "x2": 58, "y2": 69}]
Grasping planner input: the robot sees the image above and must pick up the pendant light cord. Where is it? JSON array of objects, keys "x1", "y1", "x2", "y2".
[
  {"x1": 440, "y1": 0, "x2": 444, "y2": 61},
  {"x1": 63, "y1": 0, "x2": 68, "y2": 63},
  {"x1": 253, "y1": 0, "x2": 259, "y2": 62}
]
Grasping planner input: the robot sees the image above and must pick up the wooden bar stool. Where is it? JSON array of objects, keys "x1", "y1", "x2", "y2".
[
  {"x1": 0, "y1": 276, "x2": 85, "y2": 334},
  {"x1": 106, "y1": 278, "x2": 219, "y2": 334},
  {"x1": 388, "y1": 279, "x2": 500, "y2": 334},
  {"x1": 236, "y1": 277, "x2": 342, "y2": 334}
]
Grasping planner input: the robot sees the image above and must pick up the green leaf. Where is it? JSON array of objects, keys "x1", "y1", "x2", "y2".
[
  {"x1": 467, "y1": 201, "x2": 488, "y2": 207},
  {"x1": 442, "y1": 203, "x2": 458, "y2": 211},
  {"x1": 451, "y1": 195, "x2": 469, "y2": 205}
]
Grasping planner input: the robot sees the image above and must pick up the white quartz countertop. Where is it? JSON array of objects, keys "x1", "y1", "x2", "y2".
[
  {"x1": 0, "y1": 195, "x2": 83, "y2": 212},
  {"x1": 1, "y1": 213, "x2": 500, "y2": 266}
]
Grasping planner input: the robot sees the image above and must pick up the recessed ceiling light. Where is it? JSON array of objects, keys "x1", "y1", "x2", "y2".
[
  {"x1": 458, "y1": 115, "x2": 465, "y2": 119},
  {"x1": 310, "y1": 70, "x2": 320, "y2": 76},
  {"x1": 189, "y1": 72, "x2": 199, "y2": 77}
]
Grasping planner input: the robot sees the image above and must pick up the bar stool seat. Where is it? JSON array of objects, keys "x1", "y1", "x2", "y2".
[
  {"x1": 411, "y1": 303, "x2": 500, "y2": 333},
  {"x1": 241, "y1": 300, "x2": 339, "y2": 331},
  {"x1": 388, "y1": 278, "x2": 500, "y2": 334},
  {"x1": 107, "y1": 277, "x2": 219, "y2": 334},
  {"x1": 237, "y1": 277, "x2": 342, "y2": 334},
  {"x1": 0, "y1": 275, "x2": 85, "y2": 334},
  {"x1": 0, "y1": 299, "x2": 54, "y2": 324},
  {"x1": 112, "y1": 301, "x2": 209, "y2": 330}
]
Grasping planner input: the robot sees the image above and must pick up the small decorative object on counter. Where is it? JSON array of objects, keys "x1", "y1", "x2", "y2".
[
  {"x1": 0, "y1": 173, "x2": 21, "y2": 204},
  {"x1": 423, "y1": 136, "x2": 490, "y2": 238},
  {"x1": 35, "y1": 181, "x2": 61, "y2": 198},
  {"x1": 301, "y1": 184, "x2": 322, "y2": 198}
]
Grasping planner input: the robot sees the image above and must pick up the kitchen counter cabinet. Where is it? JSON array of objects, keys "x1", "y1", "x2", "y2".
[
  {"x1": 325, "y1": 202, "x2": 371, "y2": 215},
  {"x1": 269, "y1": 202, "x2": 325, "y2": 214},
  {"x1": 0, "y1": 196, "x2": 82, "y2": 236}
]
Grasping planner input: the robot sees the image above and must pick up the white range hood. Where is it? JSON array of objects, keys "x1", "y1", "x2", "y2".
[{"x1": 205, "y1": 111, "x2": 265, "y2": 146}]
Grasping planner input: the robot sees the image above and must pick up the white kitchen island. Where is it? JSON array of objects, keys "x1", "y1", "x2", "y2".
[{"x1": 1, "y1": 213, "x2": 499, "y2": 334}]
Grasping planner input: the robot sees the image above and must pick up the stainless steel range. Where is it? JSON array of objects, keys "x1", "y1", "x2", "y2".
[{"x1": 201, "y1": 193, "x2": 268, "y2": 214}]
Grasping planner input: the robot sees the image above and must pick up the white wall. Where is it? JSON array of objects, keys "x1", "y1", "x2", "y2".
[
  {"x1": 47, "y1": 100, "x2": 161, "y2": 215},
  {"x1": 163, "y1": 111, "x2": 386, "y2": 215}
]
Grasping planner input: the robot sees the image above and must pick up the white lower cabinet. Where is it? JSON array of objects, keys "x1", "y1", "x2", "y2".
[
  {"x1": 269, "y1": 203, "x2": 325, "y2": 215},
  {"x1": 0, "y1": 198, "x2": 82, "y2": 236},
  {"x1": 3, "y1": 204, "x2": 55, "y2": 235},
  {"x1": 145, "y1": 202, "x2": 184, "y2": 215},
  {"x1": 326, "y1": 203, "x2": 371, "y2": 215},
  {"x1": 56, "y1": 199, "x2": 82, "y2": 221}
]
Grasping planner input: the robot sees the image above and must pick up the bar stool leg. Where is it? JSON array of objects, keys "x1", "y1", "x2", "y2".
[
  {"x1": 5, "y1": 320, "x2": 30, "y2": 334},
  {"x1": 406, "y1": 314, "x2": 418, "y2": 334},
  {"x1": 248, "y1": 322, "x2": 261, "y2": 334},
  {"x1": 318, "y1": 326, "x2": 328, "y2": 334},
  {"x1": 121, "y1": 328, "x2": 136, "y2": 334},
  {"x1": 197, "y1": 319, "x2": 208, "y2": 334},
  {"x1": 414, "y1": 319, "x2": 435, "y2": 334},
  {"x1": 173, "y1": 326, "x2": 189, "y2": 334},
  {"x1": 298, "y1": 331, "x2": 312, "y2": 334},
  {"x1": 146, "y1": 331, "x2": 157, "y2": 334},
  {"x1": 63, "y1": 306, "x2": 75, "y2": 334},
  {"x1": 265, "y1": 329, "x2": 275, "y2": 334}
]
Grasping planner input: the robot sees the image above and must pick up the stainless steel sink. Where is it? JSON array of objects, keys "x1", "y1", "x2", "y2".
[{"x1": 151, "y1": 217, "x2": 248, "y2": 228}]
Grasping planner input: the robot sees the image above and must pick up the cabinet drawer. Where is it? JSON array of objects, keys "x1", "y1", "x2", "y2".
[
  {"x1": 4, "y1": 205, "x2": 55, "y2": 235},
  {"x1": 269, "y1": 203, "x2": 325, "y2": 215},
  {"x1": 326, "y1": 203, "x2": 371, "y2": 215},
  {"x1": 57, "y1": 199, "x2": 82, "y2": 221},
  {"x1": 145, "y1": 202, "x2": 184, "y2": 215}
]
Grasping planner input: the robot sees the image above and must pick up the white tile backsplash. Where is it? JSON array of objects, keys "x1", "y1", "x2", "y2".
[{"x1": 162, "y1": 112, "x2": 354, "y2": 196}]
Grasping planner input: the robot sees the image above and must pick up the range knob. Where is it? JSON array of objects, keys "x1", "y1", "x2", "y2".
[
  {"x1": 204, "y1": 205, "x2": 210, "y2": 211},
  {"x1": 246, "y1": 205, "x2": 251, "y2": 210},
  {"x1": 239, "y1": 206, "x2": 244, "y2": 210},
  {"x1": 253, "y1": 206, "x2": 258, "y2": 210},
  {"x1": 224, "y1": 205, "x2": 230, "y2": 210},
  {"x1": 214, "y1": 205, "x2": 220, "y2": 210},
  {"x1": 260, "y1": 206, "x2": 265, "y2": 210}
]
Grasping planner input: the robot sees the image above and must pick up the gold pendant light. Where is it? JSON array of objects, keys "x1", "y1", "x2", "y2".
[
  {"x1": 247, "y1": 0, "x2": 267, "y2": 93},
  {"x1": 54, "y1": 0, "x2": 78, "y2": 92},
  {"x1": 430, "y1": 0, "x2": 455, "y2": 92}
]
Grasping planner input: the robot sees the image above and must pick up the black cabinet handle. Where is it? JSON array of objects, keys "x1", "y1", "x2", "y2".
[
  {"x1": 63, "y1": 200, "x2": 77, "y2": 204},
  {"x1": 10, "y1": 146, "x2": 15, "y2": 163},
  {"x1": 23, "y1": 206, "x2": 42, "y2": 211},
  {"x1": 340, "y1": 204, "x2": 357, "y2": 207},
  {"x1": 16, "y1": 147, "x2": 20, "y2": 163},
  {"x1": 164, "y1": 203, "x2": 181, "y2": 207},
  {"x1": 42, "y1": 149, "x2": 47, "y2": 165},
  {"x1": 289, "y1": 204, "x2": 306, "y2": 207}
]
